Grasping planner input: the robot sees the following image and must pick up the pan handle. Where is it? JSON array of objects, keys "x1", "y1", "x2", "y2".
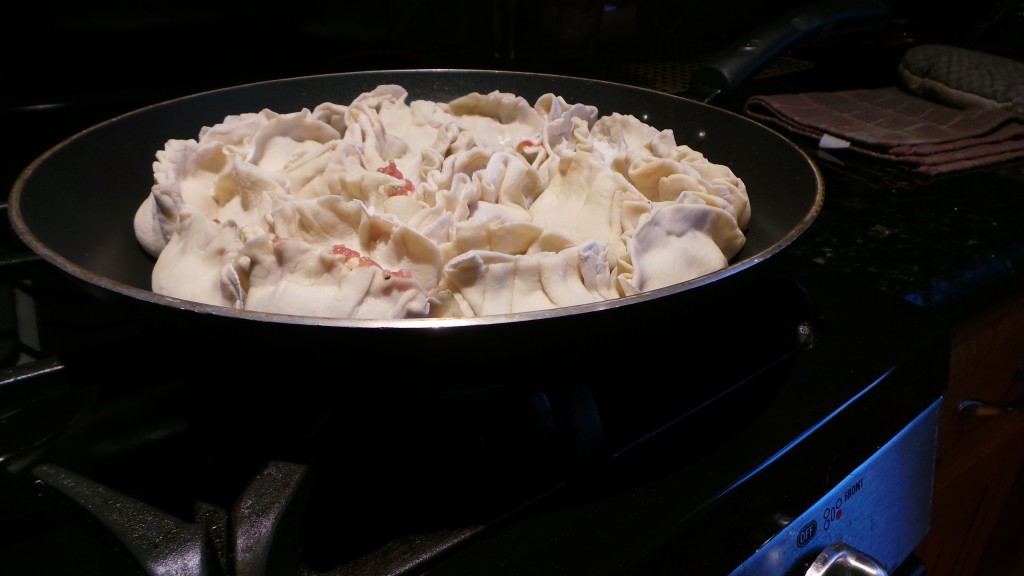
[{"x1": 684, "y1": 0, "x2": 892, "y2": 103}]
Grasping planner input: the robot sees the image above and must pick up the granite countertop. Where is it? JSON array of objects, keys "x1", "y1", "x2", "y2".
[{"x1": 787, "y1": 155, "x2": 1024, "y2": 326}]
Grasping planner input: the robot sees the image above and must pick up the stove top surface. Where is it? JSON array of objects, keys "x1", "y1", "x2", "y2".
[
  {"x1": 0, "y1": 240, "x2": 948, "y2": 574},
  {"x1": 4, "y1": 2, "x2": 1001, "y2": 572}
]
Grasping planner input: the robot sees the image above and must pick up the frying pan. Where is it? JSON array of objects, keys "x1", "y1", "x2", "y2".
[
  {"x1": 6, "y1": 68, "x2": 824, "y2": 401},
  {"x1": 9, "y1": 69, "x2": 821, "y2": 330}
]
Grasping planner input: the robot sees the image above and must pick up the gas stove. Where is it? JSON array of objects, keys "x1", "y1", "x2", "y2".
[
  {"x1": 0, "y1": 217, "x2": 947, "y2": 575},
  {"x1": 0, "y1": 2, "x2": 969, "y2": 574}
]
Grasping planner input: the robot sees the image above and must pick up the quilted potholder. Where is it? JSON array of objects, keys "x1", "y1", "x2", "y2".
[{"x1": 899, "y1": 44, "x2": 1024, "y2": 115}]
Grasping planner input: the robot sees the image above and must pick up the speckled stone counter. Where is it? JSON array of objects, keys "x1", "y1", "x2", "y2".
[{"x1": 786, "y1": 156, "x2": 1024, "y2": 326}]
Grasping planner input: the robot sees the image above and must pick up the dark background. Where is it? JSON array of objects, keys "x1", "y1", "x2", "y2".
[{"x1": 3, "y1": 0, "x2": 1022, "y2": 194}]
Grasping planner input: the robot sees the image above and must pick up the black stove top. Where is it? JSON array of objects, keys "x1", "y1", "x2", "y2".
[
  {"x1": 6, "y1": 1, "x2": 1005, "y2": 573},
  {"x1": 0, "y1": 226, "x2": 947, "y2": 575}
]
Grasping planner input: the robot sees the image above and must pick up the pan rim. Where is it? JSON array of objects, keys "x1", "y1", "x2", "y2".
[{"x1": 8, "y1": 68, "x2": 825, "y2": 329}]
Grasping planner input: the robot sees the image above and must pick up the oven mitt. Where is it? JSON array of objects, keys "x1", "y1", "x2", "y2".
[
  {"x1": 742, "y1": 46, "x2": 1024, "y2": 176},
  {"x1": 899, "y1": 44, "x2": 1024, "y2": 116}
]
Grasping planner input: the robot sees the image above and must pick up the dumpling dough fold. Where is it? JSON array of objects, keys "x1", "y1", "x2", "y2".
[{"x1": 135, "y1": 84, "x2": 751, "y2": 320}]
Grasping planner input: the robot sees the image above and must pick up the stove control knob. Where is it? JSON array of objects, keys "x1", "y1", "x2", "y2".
[{"x1": 804, "y1": 542, "x2": 888, "y2": 576}]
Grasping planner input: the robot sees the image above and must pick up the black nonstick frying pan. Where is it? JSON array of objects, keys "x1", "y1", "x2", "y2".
[{"x1": 10, "y1": 69, "x2": 821, "y2": 328}]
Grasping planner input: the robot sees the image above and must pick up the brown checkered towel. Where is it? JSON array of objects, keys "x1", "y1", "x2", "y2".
[
  {"x1": 743, "y1": 45, "x2": 1024, "y2": 176},
  {"x1": 744, "y1": 86, "x2": 1024, "y2": 175}
]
